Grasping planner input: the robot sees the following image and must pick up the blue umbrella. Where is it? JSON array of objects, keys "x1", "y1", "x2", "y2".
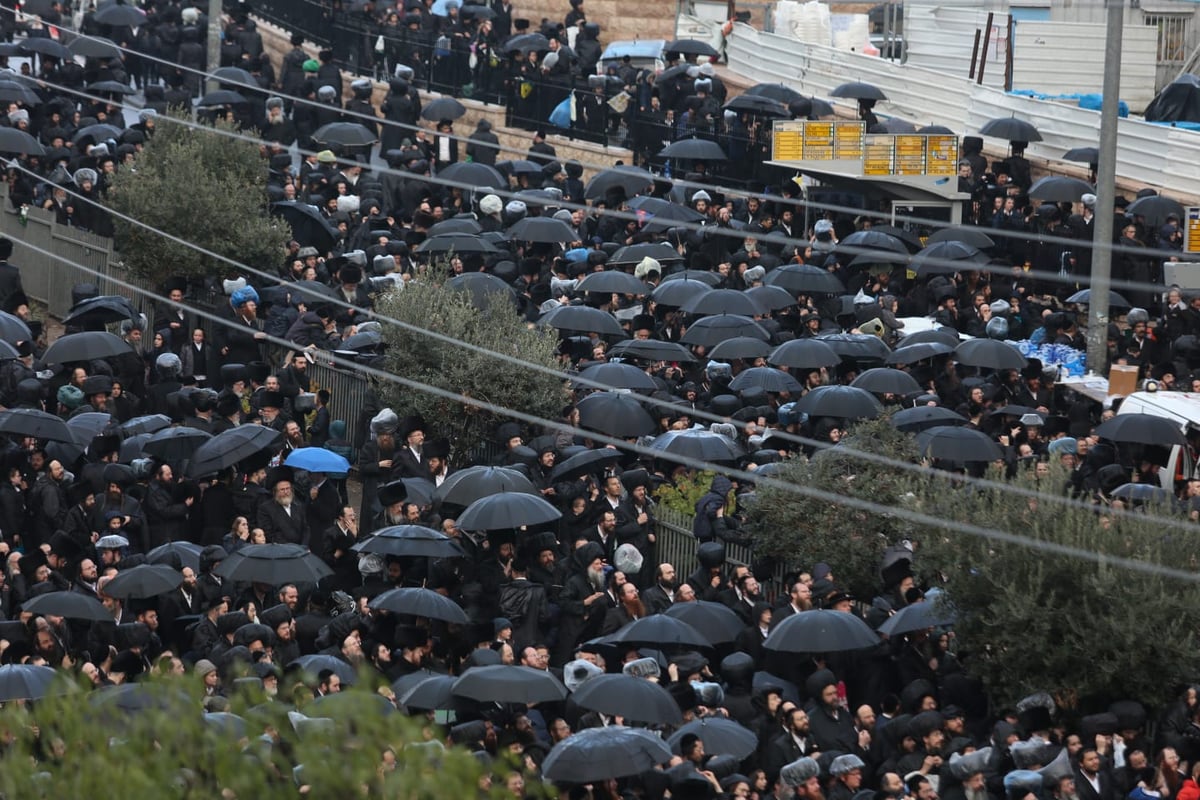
[{"x1": 284, "y1": 448, "x2": 351, "y2": 474}]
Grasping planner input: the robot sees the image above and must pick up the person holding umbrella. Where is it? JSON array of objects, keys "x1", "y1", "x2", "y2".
[{"x1": 553, "y1": 541, "x2": 608, "y2": 666}]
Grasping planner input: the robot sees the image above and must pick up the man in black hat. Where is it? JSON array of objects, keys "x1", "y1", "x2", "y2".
[
  {"x1": 553, "y1": 541, "x2": 608, "y2": 666},
  {"x1": 144, "y1": 462, "x2": 193, "y2": 548},
  {"x1": 0, "y1": 239, "x2": 24, "y2": 315},
  {"x1": 258, "y1": 467, "x2": 309, "y2": 547},
  {"x1": 74, "y1": 374, "x2": 113, "y2": 417},
  {"x1": 29, "y1": 459, "x2": 70, "y2": 551},
  {"x1": 424, "y1": 437, "x2": 452, "y2": 485},
  {"x1": 395, "y1": 415, "x2": 426, "y2": 478}
]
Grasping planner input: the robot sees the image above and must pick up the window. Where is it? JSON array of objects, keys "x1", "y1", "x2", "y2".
[{"x1": 1145, "y1": 12, "x2": 1191, "y2": 63}]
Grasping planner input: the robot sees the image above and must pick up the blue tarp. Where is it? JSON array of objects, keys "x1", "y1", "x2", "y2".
[{"x1": 1009, "y1": 89, "x2": 1129, "y2": 117}]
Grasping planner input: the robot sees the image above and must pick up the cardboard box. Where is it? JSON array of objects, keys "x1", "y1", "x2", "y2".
[{"x1": 1108, "y1": 364, "x2": 1140, "y2": 397}]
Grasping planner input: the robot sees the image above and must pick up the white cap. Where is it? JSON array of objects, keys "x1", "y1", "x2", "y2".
[{"x1": 1081, "y1": 193, "x2": 1097, "y2": 208}]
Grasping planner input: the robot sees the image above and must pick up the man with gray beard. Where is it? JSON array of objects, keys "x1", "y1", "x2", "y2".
[{"x1": 553, "y1": 541, "x2": 608, "y2": 666}]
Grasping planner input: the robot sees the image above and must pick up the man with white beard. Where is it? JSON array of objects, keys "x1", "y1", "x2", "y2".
[{"x1": 553, "y1": 541, "x2": 608, "y2": 666}]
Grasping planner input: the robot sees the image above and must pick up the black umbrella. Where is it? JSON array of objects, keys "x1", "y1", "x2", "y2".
[
  {"x1": 118, "y1": 433, "x2": 149, "y2": 462},
  {"x1": 103, "y1": 564, "x2": 183, "y2": 599},
  {"x1": 211, "y1": 66, "x2": 258, "y2": 88},
  {"x1": 912, "y1": 241, "x2": 989, "y2": 277},
  {"x1": 398, "y1": 674, "x2": 459, "y2": 710},
  {"x1": 585, "y1": 166, "x2": 657, "y2": 200},
  {"x1": 830, "y1": 81, "x2": 887, "y2": 100},
  {"x1": 508, "y1": 216, "x2": 579, "y2": 243},
  {"x1": 885, "y1": 341, "x2": 955, "y2": 365},
  {"x1": 71, "y1": 123, "x2": 123, "y2": 145},
  {"x1": 42, "y1": 331, "x2": 133, "y2": 365},
  {"x1": 816, "y1": 333, "x2": 891, "y2": 361},
  {"x1": 70, "y1": 35, "x2": 122, "y2": 59},
  {"x1": 542, "y1": 727, "x2": 673, "y2": 782},
  {"x1": 764, "y1": 609, "x2": 880, "y2": 652},
  {"x1": 0, "y1": 664, "x2": 65, "y2": 702},
  {"x1": 664, "y1": 601, "x2": 745, "y2": 644},
  {"x1": 681, "y1": 314, "x2": 769, "y2": 346},
  {"x1": 847, "y1": 251, "x2": 911, "y2": 271},
  {"x1": 61, "y1": 294, "x2": 141, "y2": 327},
  {"x1": 871, "y1": 225, "x2": 923, "y2": 251},
  {"x1": 746, "y1": 285, "x2": 798, "y2": 312},
  {"x1": 0, "y1": 310, "x2": 30, "y2": 342},
  {"x1": 447, "y1": 272, "x2": 518, "y2": 309},
  {"x1": 1028, "y1": 176, "x2": 1094, "y2": 202},
  {"x1": 575, "y1": 271, "x2": 651, "y2": 295},
  {"x1": 650, "y1": 278, "x2": 713, "y2": 308},
  {"x1": 877, "y1": 598, "x2": 957, "y2": 636},
  {"x1": 352, "y1": 525, "x2": 465, "y2": 559},
  {"x1": 20, "y1": 37, "x2": 73, "y2": 60},
  {"x1": 214, "y1": 543, "x2": 332, "y2": 584},
  {"x1": 421, "y1": 96, "x2": 468, "y2": 121},
  {"x1": 1095, "y1": 413, "x2": 1188, "y2": 447},
  {"x1": 400, "y1": 477, "x2": 436, "y2": 507},
  {"x1": 86, "y1": 80, "x2": 136, "y2": 95},
  {"x1": 668, "y1": 718, "x2": 758, "y2": 759},
  {"x1": 989, "y1": 405, "x2": 1044, "y2": 420},
  {"x1": 901, "y1": 328, "x2": 961, "y2": 347},
  {"x1": 723, "y1": 94, "x2": 789, "y2": 116},
  {"x1": 457, "y1": 492, "x2": 562, "y2": 530},
  {"x1": 891, "y1": 405, "x2": 968, "y2": 432},
  {"x1": 0, "y1": 79, "x2": 41, "y2": 106},
  {"x1": 871, "y1": 117, "x2": 917, "y2": 134},
  {"x1": 609, "y1": 241, "x2": 688, "y2": 267},
  {"x1": 917, "y1": 426, "x2": 1004, "y2": 462},
  {"x1": 650, "y1": 429, "x2": 740, "y2": 462},
  {"x1": 980, "y1": 115, "x2": 1042, "y2": 142},
  {"x1": 498, "y1": 159, "x2": 543, "y2": 176},
  {"x1": 1063, "y1": 146, "x2": 1100, "y2": 164},
  {"x1": 683, "y1": 288, "x2": 761, "y2": 317},
  {"x1": 769, "y1": 339, "x2": 841, "y2": 370},
  {"x1": 369, "y1": 587, "x2": 469, "y2": 623},
  {"x1": 573, "y1": 674, "x2": 683, "y2": 725},
  {"x1": 147, "y1": 541, "x2": 202, "y2": 572},
  {"x1": 840, "y1": 230, "x2": 910, "y2": 256},
  {"x1": 187, "y1": 425, "x2": 283, "y2": 478},
  {"x1": 1111, "y1": 483, "x2": 1174, "y2": 505},
  {"x1": 795, "y1": 385, "x2": 883, "y2": 420},
  {"x1": 67, "y1": 412, "x2": 114, "y2": 446},
  {"x1": 666, "y1": 38, "x2": 719, "y2": 57},
  {"x1": 0, "y1": 408, "x2": 74, "y2": 442},
  {"x1": 312, "y1": 121, "x2": 379, "y2": 147},
  {"x1": 549, "y1": 448, "x2": 624, "y2": 482},
  {"x1": 22, "y1": 590, "x2": 111, "y2": 622},
  {"x1": 729, "y1": 366, "x2": 803, "y2": 394},
  {"x1": 709, "y1": 336, "x2": 773, "y2": 361},
  {"x1": 270, "y1": 201, "x2": 339, "y2": 253},
  {"x1": 540, "y1": 305, "x2": 624, "y2": 337},
  {"x1": 197, "y1": 90, "x2": 248, "y2": 107},
  {"x1": 608, "y1": 338, "x2": 696, "y2": 363},
  {"x1": 436, "y1": 160, "x2": 506, "y2": 191},
  {"x1": 433, "y1": 466, "x2": 537, "y2": 507},
  {"x1": 429, "y1": 219, "x2": 484, "y2": 237},
  {"x1": 663, "y1": 269, "x2": 723, "y2": 286},
  {"x1": 90, "y1": 684, "x2": 193, "y2": 715},
  {"x1": 142, "y1": 426, "x2": 212, "y2": 464},
  {"x1": 745, "y1": 82, "x2": 805, "y2": 104},
  {"x1": 659, "y1": 138, "x2": 728, "y2": 161},
  {"x1": 1128, "y1": 194, "x2": 1186, "y2": 227},
  {"x1": 851, "y1": 367, "x2": 923, "y2": 395},
  {"x1": 627, "y1": 196, "x2": 708, "y2": 230},
  {"x1": 954, "y1": 338, "x2": 1027, "y2": 370},
  {"x1": 416, "y1": 233, "x2": 499, "y2": 255},
  {"x1": 918, "y1": 124, "x2": 956, "y2": 134},
  {"x1": 0, "y1": 126, "x2": 44, "y2": 156},
  {"x1": 924, "y1": 227, "x2": 995, "y2": 249},
  {"x1": 504, "y1": 32, "x2": 551, "y2": 54},
  {"x1": 290, "y1": 655, "x2": 357, "y2": 685},
  {"x1": 453, "y1": 664, "x2": 568, "y2": 703},
  {"x1": 1065, "y1": 288, "x2": 1131, "y2": 308},
  {"x1": 577, "y1": 392, "x2": 657, "y2": 437},
  {"x1": 765, "y1": 263, "x2": 845, "y2": 295},
  {"x1": 119, "y1": 414, "x2": 172, "y2": 436}
]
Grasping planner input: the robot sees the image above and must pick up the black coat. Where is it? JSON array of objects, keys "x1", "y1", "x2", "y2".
[{"x1": 257, "y1": 498, "x2": 310, "y2": 547}]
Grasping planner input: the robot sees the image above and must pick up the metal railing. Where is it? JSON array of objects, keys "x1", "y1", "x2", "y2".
[{"x1": 653, "y1": 506, "x2": 786, "y2": 599}]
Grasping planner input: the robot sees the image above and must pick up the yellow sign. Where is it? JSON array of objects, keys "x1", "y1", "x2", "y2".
[
  {"x1": 834, "y1": 121, "x2": 865, "y2": 160},
  {"x1": 1188, "y1": 207, "x2": 1200, "y2": 255},
  {"x1": 770, "y1": 121, "x2": 866, "y2": 162},
  {"x1": 771, "y1": 120, "x2": 960, "y2": 182},
  {"x1": 894, "y1": 135, "x2": 926, "y2": 175},
  {"x1": 801, "y1": 121, "x2": 834, "y2": 160},
  {"x1": 863, "y1": 134, "x2": 894, "y2": 176},
  {"x1": 926, "y1": 135, "x2": 957, "y2": 176}
]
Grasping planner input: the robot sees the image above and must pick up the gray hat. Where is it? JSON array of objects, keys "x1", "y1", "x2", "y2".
[
  {"x1": 564, "y1": 658, "x2": 603, "y2": 692},
  {"x1": 318, "y1": 85, "x2": 337, "y2": 101},
  {"x1": 266, "y1": 96, "x2": 284, "y2": 110},
  {"x1": 744, "y1": 265, "x2": 766, "y2": 283},
  {"x1": 395, "y1": 65, "x2": 415, "y2": 80},
  {"x1": 692, "y1": 189, "x2": 711, "y2": 203},
  {"x1": 949, "y1": 747, "x2": 993, "y2": 780},
  {"x1": 542, "y1": 51, "x2": 560, "y2": 70},
  {"x1": 830, "y1": 754, "x2": 865, "y2": 776},
  {"x1": 780, "y1": 757, "x2": 819, "y2": 787},
  {"x1": 989, "y1": 299, "x2": 1010, "y2": 315},
  {"x1": 479, "y1": 194, "x2": 503, "y2": 215},
  {"x1": 1081, "y1": 193, "x2": 1097, "y2": 208}
]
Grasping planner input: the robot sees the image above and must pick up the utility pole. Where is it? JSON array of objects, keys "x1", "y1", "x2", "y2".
[
  {"x1": 205, "y1": 0, "x2": 223, "y2": 95},
  {"x1": 1086, "y1": 0, "x2": 1124, "y2": 374}
]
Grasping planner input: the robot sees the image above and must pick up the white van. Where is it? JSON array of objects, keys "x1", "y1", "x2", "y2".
[{"x1": 1116, "y1": 390, "x2": 1200, "y2": 489}]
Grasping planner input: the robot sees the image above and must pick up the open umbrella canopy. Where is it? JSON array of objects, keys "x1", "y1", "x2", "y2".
[
  {"x1": 1111, "y1": 483, "x2": 1175, "y2": 505},
  {"x1": 912, "y1": 241, "x2": 989, "y2": 277},
  {"x1": 1128, "y1": 194, "x2": 1186, "y2": 227},
  {"x1": 210, "y1": 66, "x2": 258, "y2": 88},
  {"x1": 415, "y1": 233, "x2": 499, "y2": 255},
  {"x1": 886, "y1": 341, "x2": 955, "y2": 364},
  {"x1": 434, "y1": 466, "x2": 537, "y2": 507},
  {"x1": 0, "y1": 408, "x2": 73, "y2": 442},
  {"x1": 659, "y1": 138, "x2": 728, "y2": 161},
  {"x1": 840, "y1": 229, "x2": 910, "y2": 256},
  {"x1": 745, "y1": 82, "x2": 806, "y2": 104},
  {"x1": 924, "y1": 226, "x2": 995, "y2": 249},
  {"x1": 902, "y1": 328, "x2": 962, "y2": 347},
  {"x1": 666, "y1": 38, "x2": 720, "y2": 57},
  {"x1": 917, "y1": 425, "x2": 1005, "y2": 462},
  {"x1": 816, "y1": 333, "x2": 892, "y2": 361},
  {"x1": 69, "y1": 35, "x2": 122, "y2": 59},
  {"x1": 421, "y1": 96, "x2": 468, "y2": 120},
  {"x1": 746, "y1": 285, "x2": 799, "y2": 312},
  {"x1": 542, "y1": 726, "x2": 673, "y2": 782},
  {"x1": 42, "y1": 331, "x2": 133, "y2": 365},
  {"x1": 214, "y1": 543, "x2": 333, "y2": 584},
  {"x1": 147, "y1": 541, "x2": 202, "y2": 572},
  {"x1": 765, "y1": 263, "x2": 846, "y2": 295},
  {"x1": 19, "y1": 38, "x2": 73, "y2": 60},
  {"x1": 86, "y1": 80, "x2": 135, "y2": 95},
  {"x1": 681, "y1": 314, "x2": 769, "y2": 346},
  {"x1": 572, "y1": 674, "x2": 683, "y2": 725},
  {"x1": 436, "y1": 160, "x2": 506, "y2": 191},
  {"x1": 456, "y1": 491, "x2": 562, "y2": 531},
  {"x1": 574, "y1": 271, "x2": 651, "y2": 296},
  {"x1": 1065, "y1": 288, "x2": 1131, "y2": 308},
  {"x1": 118, "y1": 414, "x2": 172, "y2": 436},
  {"x1": 664, "y1": 601, "x2": 745, "y2": 644},
  {"x1": 497, "y1": 158, "x2": 543, "y2": 176},
  {"x1": 197, "y1": 90, "x2": 248, "y2": 106},
  {"x1": 650, "y1": 429, "x2": 741, "y2": 462},
  {"x1": 577, "y1": 391, "x2": 657, "y2": 437},
  {"x1": 1028, "y1": 175, "x2": 1094, "y2": 202},
  {"x1": 851, "y1": 367, "x2": 923, "y2": 396},
  {"x1": 0, "y1": 79, "x2": 41, "y2": 106},
  {"x1": 769, "y1": 339, "x2": 842, "y2": 369},
  {"x1": 871, "y1": 117, "x2": 917, "y2": 134},
  {"x1": 830, "y1": 81, "x2": 887, "y2": 100},
  {"x1": 683, "y1": 288, "x2": 762, "y2": 317},
  {"x1": 508, "y1": 216, "x2": 580, "y2": 243},
  {"x1": 585, "y1": 166, "x2": 657, "y2": 200},
  {"x1": 724, "y1": 94, "x2": 789, "y2": 116},
  {"x1": 575, "y1": 362, "x2": 658, "y2": 392},
  {"x1": 0, "y1": 309, "x2": 31, "y2": 341},
  {"x1": 954, "y1": 338, "x2": 1028, "y2": 370},
  {"x1": 708, "y1": 336, "x2": 774, "y2": 361},
  {"x1": 609, "y1": 241, "x2": 688, "y2": 267},
  {"x1": 312, "y1": 121, "x2": 378, "y2": 147},
  {"x1": 61, "y1": 295, "x2": 141, "y2": 327},
  {"x1": 447, "y1": 273, "x2": 518, "y2": 309},
  {"x1": 103, "y1": 564, "x2": 183, "y2": 599},
  {"x1": 651, "y1": 278, "x2": 713, "y2": 308},
  {"x1": 396, "y1": 674, "x2": 458, "y2": 710},
  {"x1": 729, "y1": 366, "x2": 804, "y2": 394},
  {"x1": 71, "y1": 123, "x2": 124, "y2": 145},
  {"x1": 764, "y1": 609, "x2": 880, "y2": 652},
  {"x1": 1095, "y1": 413, "x2": 1188, "y2": 447},
  {"x1": 608, "y1": 338, "x2": 696, "y2": 363},
  {"x1": 668, "y1": 717, "x2": 759, "y2": 759},
  {"x1": 795, "y1": 385, "x2": 883, "y2": 420},
  {"x1": 877, "y1": 597, "x2": 957, "y2": 636},
  {"x1": 505, "y1": 32, "x2": 551, "y2": 53},
  {"x1": 142, "y1": 426, "x2": 212, "y2": 464},
  {"x1": 353, "y1": 525, "x2": 465, "y2": 559},
  {"x1": 890, "y1": 405, "x2": 968, "y2": 432},
  {"x1": 607, "y1": 615, "x2": 710, "y2": 649},
  {"x1": 980, "y1": 115, "x2": 1042, "y2": 142},
  {"x1": 187, "y1": 425, "x2": 283, "y2": 478},
  {"x1": 270, "y1": 201, "x2": 339, "y2": 253},
  {"x1": 369, "y1": 587, "x2": 469, "y2": 623},
  {"x1": 284, "y1": 448, "x2": 351, "y2": 474},
  {"x1": 289, "y1": 655, "x2": 357, "y2": 685},
  {"x1": 22, "y1": 591, "x2": 111, "y2": 622},
  {"x1": 540, "y1": 304, "x2": 624, "y2": 337},
  {"x1": 454, "y1": 664, "x2": 568, "y2": 704},
  {"x1": 0, "y1": 664, "x2": 66, "y2": 702}
]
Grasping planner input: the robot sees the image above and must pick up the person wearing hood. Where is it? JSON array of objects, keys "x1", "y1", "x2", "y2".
[
  {"x1": 693, "y1": 475, "x2": 746, "y2": 544},
  {"x1": 553, "y1": 541, "x2": 608, "y2": 666},
  {"x1": 807, "y1": 668, "x2": 860, "y2": 754},
  {"x1": 344, "y1": 78, "x2": 379, "y2": 140},
  {"x1": 467, "y1": 118, "x2": 501, "y2": 166},
  {"x1": 216, "y1": 285, "x2": 265, "y2": 372}
]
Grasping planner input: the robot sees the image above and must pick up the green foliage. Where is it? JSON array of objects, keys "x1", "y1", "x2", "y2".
[
  {"x1": 747, "y1": 418, "x2": 923, "y2": 599},
  {"x1": 0, "y1": 670, "x2": 497, "y2": 798},
  {"x1": 654, "y1": 471, "x2": 736, "y2": 516},
  {"x1": 106, "y1": 113, "x2": 292, "y2": 285},
  {"x1": 374, "y1": 271, "x2": 566, "y2": 461}
]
